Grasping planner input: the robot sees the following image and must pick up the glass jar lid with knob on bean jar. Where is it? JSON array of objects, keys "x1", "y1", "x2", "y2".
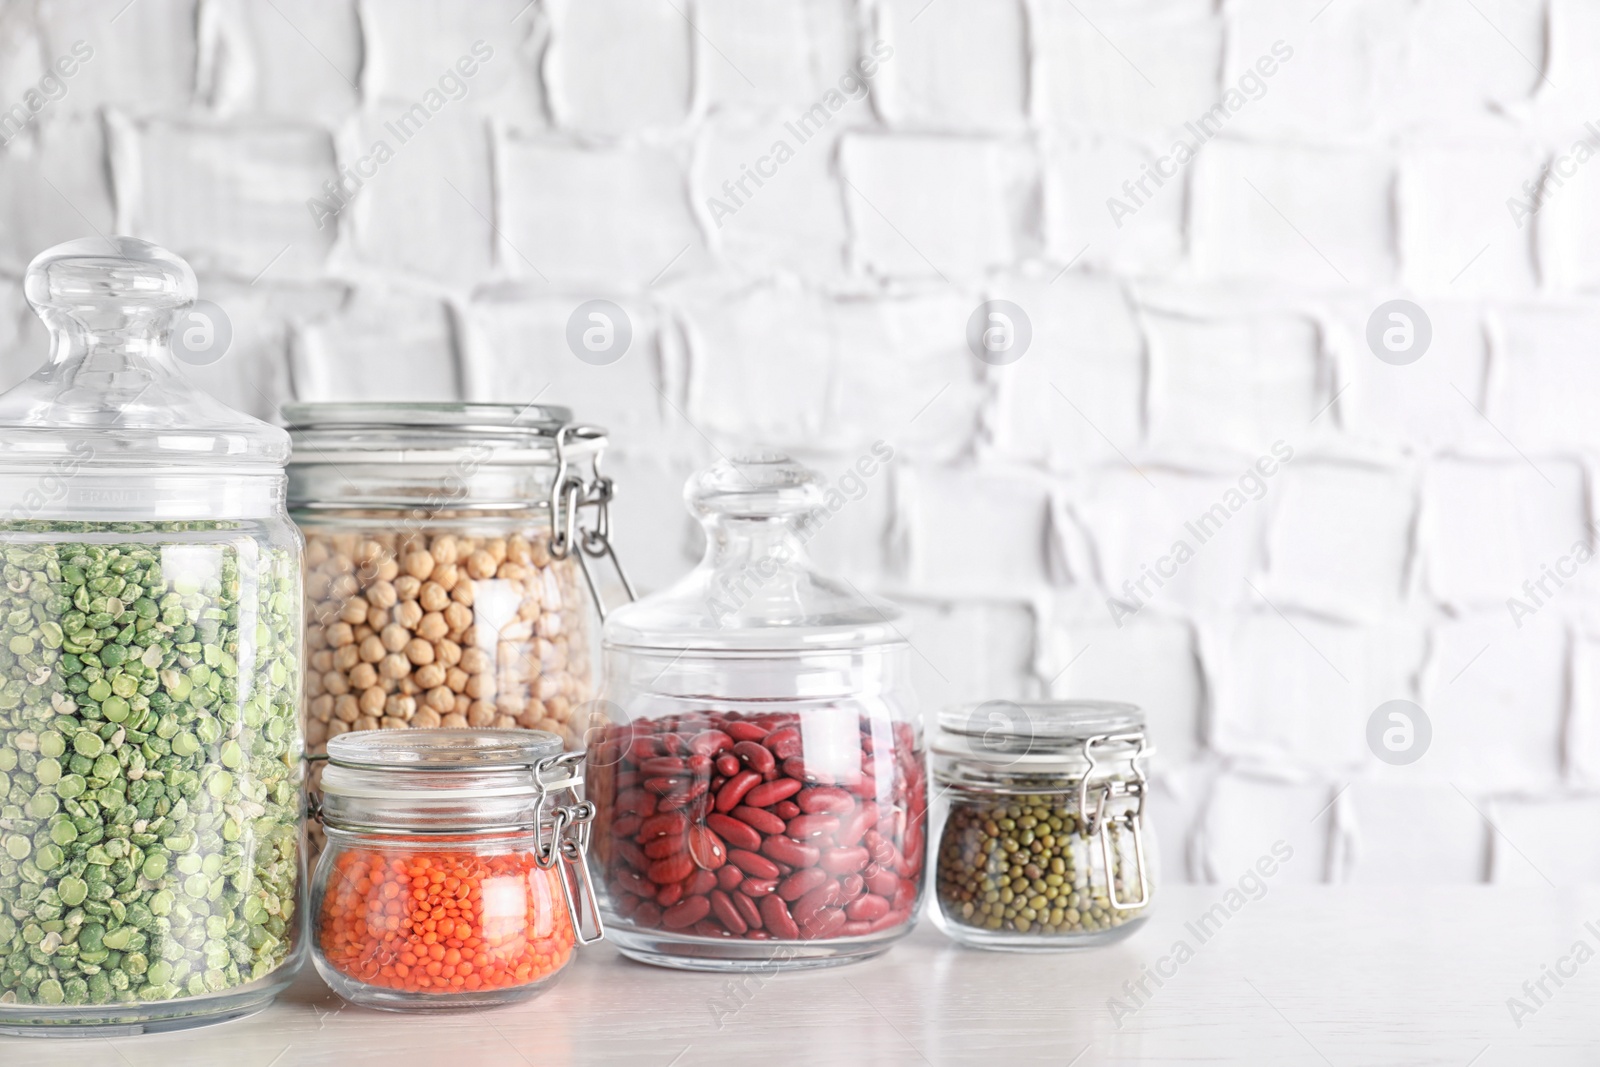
[
  {"x1": 589, "y1": 453, "x2": 926, "y2": 972},
  {"x1": 309, "y1": 728, "x2": 602, "y2": 1011},
  {"x1": 930, "y1": 700, "x2": 1153, "y2": 951},
  {"x1": 0, "y1": 238, "x2": 305, "y2": 1036}
]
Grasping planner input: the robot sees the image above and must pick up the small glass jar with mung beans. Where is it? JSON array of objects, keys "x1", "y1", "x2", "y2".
[
  {"x1": 309, "y1": 729, "x2": 601, "y2": 1011},
  {"x1": 285, "y1": 403, "x2": 632, "y2": 763},
  {"x1": 930, "y1": 701, "x2": 1153, "y2": 951},
  {"x1": 0, "y1": 238, "x2": 304, "y2": 1034}
]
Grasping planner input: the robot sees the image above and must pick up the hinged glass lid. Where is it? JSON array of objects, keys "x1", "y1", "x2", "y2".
[
  {"x1": 604, "y1": 454, "x2": 906, "y2": 652},
  {"x1": 0, "y1": 236, "x2": 288, "y2": 473}
]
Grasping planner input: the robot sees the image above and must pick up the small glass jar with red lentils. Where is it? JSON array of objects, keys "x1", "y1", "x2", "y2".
[{"x1": 309, "y1": 730, "x2": 603, "y2": 1011}]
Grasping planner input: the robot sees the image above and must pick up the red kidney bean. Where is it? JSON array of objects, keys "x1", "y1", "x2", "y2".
[
  {"x1": 659, "y1": 733, "x2": 687, "y2": 755},
  {"x1": 731, "y1": 806, "x2": 786, "y2": 836},
  {"x1": 778, "y1": 867, "x2": 829, "y2": 901},
  {"x1": 690, "y1": 730, "x2": 734, "y2": 757},
  {"x1": 787, "y1": 814, "x2": 839, "y2": 840},
  {"x1": 616, "y1": 770, "x2": 641, "y2": 791},
  {"x1": 728, "y1": 849, "x2": 781, "y2": 880},
  {"x1": 738, "y1": 877, "x2": 778, "y2": 898},
  {"x1": 760, "y1": 836, "x2": 820, "y2": 869},
  {"x1": 798, "y1": 786, "x2": 854, "y2": 814},
  {"x1": 714, "y1": 753, "x2": 741, "y2": 777},
  {"x1": 732, "y1": 890, "x2": 764, "y2": 930},
  {"x1": 836, "y1": 803, "x2": 878, "y2": 847},
  {"x1": 838, "y1": 874, "x2": 864, "y2": 900},
  {"x1": 863, "y1": 866, "x2": 897, "y2": 897},
  {"x1": 764, "y1": 726, "x2": 803, "y2": 760},
  {"x1": 663, "y1": 896, "x2": 711, "y2": 929},
  {"x1": 841, "y1": 920, "x2": 873, "y2": 937},
  {"x1": 640, "y1": 812, "x2": 689, "y2": 839},
  {"x1": 792, "y1": 881, "x2": 841, "y2": 926},
  {"x1": 615, "y1": 789, "x2": 655, "y2": 817},
  {"x1": 716, "y1": 864, "x2": 744, "y2": 891},
  {"x1": 686, "y1": 868, "x2": 719, "y2": 896},
  {"x1": 614, "y1": 841, "x2": 649, "y2": 871},
  {"x1": 639, "y1": 756, "x2": 688, "y2": 776},
  {"x1": 845, "y1": 894, "x2": 890, "y2": 922},
  {"x1": 710, "y1": 890, "x2": 747, "y2": 935},
  {"x1": 773, "y1": 801, "x2": 801, "y2": 820},
  {"x1": 616, "y1": 870, "x2": 655, "y2": 898},
  {"x1": 655, "y1": 881, "x2": 685, "y2": 908},
  {"x1": 847, "y1": 776, "x2": 879, "y2": 799},
  {"x1": 645, "y1": 776, "x2": 689, "y2": 796},
  {"x1": 892, "y1": 878, "x2": 917, "y2": 913},
  {"x1": 627, "y1": 738, "x2": 661, "y2": 764},
  {"x1": 760, "y1": 895, "x2": 801, "y2": 940},
  {"x1": 820, "y1": 846, "x2": 869, "y2": 875},
  {"x1": 611, "y1": 814, "x2": 642, "y2": 838},
  {"x1": 635, "y1": 901, "x2": 663, "y2": 926},
  {"x1": 706, "y1": 812, "x2": 762, "y2": 852},
  {"x1": 733, "y1": 741, "x2": 776, "y2": 776},
  {"x1": 687, "y1": 753, "x2": 713, "y2": 777},
  {"x1": 726, "y1": 721, "x2": 770, "y2": 742},
  {"x1": 714, "y1": 770, "x2": 762, "y2": 813},
  {"x1": 647, "y1": 855, "x2": 695, "y2": 885},
  {"x1": 744, "y1": 778, "x2": 801, "y2": 808},
  {"x1": 869, "y1": 910, "x2": 909, "y2": 934},
  {"x1": 694, "y1": 919, "x2": 727, "y2": 939},
  {"x1": 688, "y1": 825, "x2": 727, "y2": 870},
  {"x1": 799, "y1": 908, "x2": 847, "y2": 941},
  {"x1": 614, "y1": 892, "x2": 640, "y2": 920},
  {"x1": 644, "y1": 836, "x2": 686, "y2": 860}
]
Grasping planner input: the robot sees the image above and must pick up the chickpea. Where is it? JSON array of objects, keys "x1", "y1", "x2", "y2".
[
  {"x1": 385, "y1": 694, "x2": 417, "y2": 720},
  {"x1": 358, "y1": 687, "x2": 385, "y2": 716},
  {"x1": 432, "y1": 536, "x2": 459, "y2": 566},
  {"x1": 441, "y1": 712, "x2": 468, "y2": 728},
  {"x1": 446, "y1": 667, "x2": 468, "y2": 693},
  {"x1": 436, "y1": 639, "x2": 461, "y2": 668},
  {"x1": 393, "y1": 600, "x2": 423, "y2": 630},
  {"x1": 444, "y1": 602, "x2": 472, "y2": 634},
  {"x1": 412, "y1": 707, "x2": 443, "y2": 728},
  {"x1": 460, "y1": 647, "x2": 490, "y2": 675},
  {"x1": 451, "y1": 581, "x2": 474, "y2": 607},
  {"x1": 403, "y1": 550, "x2": 435, "y2": 581},
  {"x1": 405, "y1": 638, "x2": 435, "y2": 666},
  {"x1": 379, "y1": 652, "x2": 411, "y2": 680},
  {"x1": 365, "y1": 606, "x2": 389, "y2": 630},
  {"x1": 414, "y1": 663, "x2": 446, "y2": 690},
  {"x1": 416, "y1": 611, "x2": 449, "y2": 642},
  {"x1": 333, "y1": 644, "x2": 361, "y2": 672},
  {"x1": 432, "y1": 562, "x2": 459, "y2": 592},
  {"x1": 375, "y1": 557, "x2": 400, "y2": 581},
  {"x1": 394, "y1": 575, "x2": 422, "y2": 602},
  {"x1": 466, "y1": 550, "x2": 497, "y2": 580},
  {"x1": 327, "y1": 622, "x2": 355, "y2": 647},
  {"x1": 426, "y1": 686, "x2": 454, "y2": 713},
  {"x1": 380, "y1": 623, "x2": 411, "y2": 654},
  {"x1": 367, "y1": 580, "x2": 397, "y2": 609},
  {"x1": 338, "y1": 596, "x2": 369, "y2": 625},
  {"x1": 419, "y1": 582, "x2": 450, "y2": 613},
  {"x1": 359, "y1": 635, "x2": 386, "y2": 664},
  {"x1": 349, "y1": 662, "x2": 378, "y2": 690},
  {"x1": 354, "y1": 715, "x2": 380, "y2": 733},
  {"x1": 310, "y1": 694, "x2": 334, "y2": 722},
  {"x1": 468, "y1": 702, "x2": 497, "y2": 728},
  {"x1": 334, "y1": 694, "x2": 360, "y2": 723},
  {"x1": 323, "y1": 670, "x2": 351, "y2": 696}
]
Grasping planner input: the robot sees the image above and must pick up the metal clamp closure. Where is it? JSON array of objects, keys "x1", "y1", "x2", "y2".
[
  {"x1": 531, "y1": 751, "x2": 605, "y2": 945},
  {"x1": 1078, "y1": 732, "x2": 1150, "y2": 912},
  {"x1": 549, "y1": 423, "x2": 636, "y2": 621}
]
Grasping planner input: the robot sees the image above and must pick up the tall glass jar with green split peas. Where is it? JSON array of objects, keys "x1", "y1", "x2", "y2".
[{"x1": 0, "y1": 238, "x2": 304, "y2": 1035}]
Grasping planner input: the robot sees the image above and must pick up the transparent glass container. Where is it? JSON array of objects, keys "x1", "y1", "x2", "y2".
[
  {"x1": 930, "y1": 701, "x2": 1153, "y2": 952},
  {"x1": 309, "y1": 729, "x2": 600, "y2": 1011},
  {"x1": 0, "y1": 237, "x2": 304, "y2": 1035},
  {"x1": 590, "y1": 456, "x2": 926, "y2": 971},
  {"x1": 286, "y1": 403, "x2": 624, "y2": 757}
]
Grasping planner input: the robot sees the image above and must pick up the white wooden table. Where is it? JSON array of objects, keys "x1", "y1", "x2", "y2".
[{"x1": 5, "y1": 886, "x2": 1595, "y2": 1065}]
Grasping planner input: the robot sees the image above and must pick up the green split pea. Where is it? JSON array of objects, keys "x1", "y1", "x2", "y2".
[{"x1": 0, "y1": 531, "x2": 302, "y2": 1008}]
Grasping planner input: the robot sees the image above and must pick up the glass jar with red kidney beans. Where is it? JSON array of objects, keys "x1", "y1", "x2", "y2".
[{"x1": 587, "y1": 456, "x2": 926, "y2": 971}]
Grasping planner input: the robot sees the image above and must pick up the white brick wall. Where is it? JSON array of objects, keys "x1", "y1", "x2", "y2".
[{"x1": 2, "y1": 0, "x2": 1597, "y2": 887}]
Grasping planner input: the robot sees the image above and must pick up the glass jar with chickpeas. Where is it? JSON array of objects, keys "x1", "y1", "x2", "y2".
[{"x1": 284, "y1": 404, "x2": 631, "y2": 765}]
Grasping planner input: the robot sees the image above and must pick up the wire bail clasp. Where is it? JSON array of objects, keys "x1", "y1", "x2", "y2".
[
  {"x1": 548, "y1": 422, "x2": 636, "y2": 621},
  {"x1": 1079, "y1": 732, "x2": 1150, "y2": 912},
  {"x1": 530, "y1": 751, "x2": 605, "y2": 945}
]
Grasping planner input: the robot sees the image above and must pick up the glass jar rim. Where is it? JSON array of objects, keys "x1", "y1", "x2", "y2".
[
  {"x1": 325, "y1": 727, "x2": 565, "y2": 772},
  {"x1": 318, "y1": 729, "x2": 580, "y2": 819},
  {"x1": 284, "y1": 401, "x2": 606, "y2": 466},
  {"x1": 938, "y1": 700, "x2": 1143, "y2": 742}
]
